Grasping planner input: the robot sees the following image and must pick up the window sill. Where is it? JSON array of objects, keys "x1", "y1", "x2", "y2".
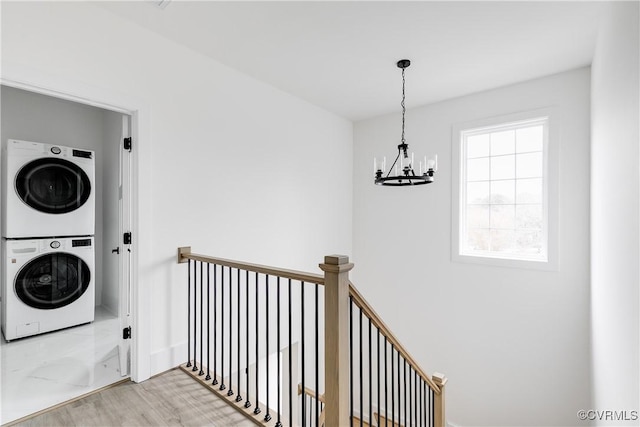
[{"x1": 452, "y1": 252, "x2": 558, "y2": 271}]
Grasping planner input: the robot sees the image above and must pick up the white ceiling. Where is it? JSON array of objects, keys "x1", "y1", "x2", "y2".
[{"x1": 99, "y1": 1, "x2": 604, "y2": 121}]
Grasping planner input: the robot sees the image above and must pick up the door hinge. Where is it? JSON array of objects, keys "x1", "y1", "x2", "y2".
[
  {"x1": 123, "y1": 232, "x2": 132, "y2": 245},
  {"x1": 123, "y1": 326, "x2": 131, "y2": 339},
  {"x1": 124, "y1": 137, "x2": 132, "y2": 151}
]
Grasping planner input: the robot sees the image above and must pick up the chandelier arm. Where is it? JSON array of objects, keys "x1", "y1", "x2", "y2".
[{"x1": 385, "y1": 150, "x2": 402, "y2": 178}]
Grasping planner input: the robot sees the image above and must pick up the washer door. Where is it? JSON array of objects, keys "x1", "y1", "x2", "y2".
[
  {"x1": 15, "y1": 253, "x2": 91, "y2": 310},
  {"x1": 15, "y1": 158, "x2": 91, "y2": 214}
]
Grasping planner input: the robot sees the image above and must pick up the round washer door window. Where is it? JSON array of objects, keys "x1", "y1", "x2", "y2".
[
  {"x1": 15, "y1": 158, "x2": 91, "y2": 214},
  {"x1": 15, "y1": 253, "x2": 91, "y2": 310}
]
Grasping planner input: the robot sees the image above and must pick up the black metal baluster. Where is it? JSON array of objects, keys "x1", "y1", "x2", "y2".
[
  {"x1": 301, "y1": 282, "x2": 306, "y2": 427},
  {"x1": 236, "y1": 268, "x2": 242, "y2": 402},
  {"x1": 276, "y1": 277, "x2": 282, "y2": 427},
  {"x1": 421, "y1": 378, "x2": 424, "y2": 427},
  {"x1": 288, "y1": 279, "x2": 292, "y2": 427},
  {"x1": 426, "y1": 381, "x2": 429, "y2": 427},
  {"x1": 377, "y1": 328, "x2": 380, "y2": 427},
  {"x1": 213, "y1": 265, "x2": 218, "y2": 385},
  {"x1": 419, "y1": 378, "x2": 423, "y2": 427},
  {"x1": 368, "y1": 318, "x2": 372, "y2": 427},
  {"x1": 186, "y1": 259, "x2": 191, "y2": 368},
  {"x1": 404, "y1": 359, "x2": 407, "y2": 427},
  {"x1": 391, "y1": 344, "x2": 395, "y2": 427},
  {"x1": 423, "y1": 380, "x2": 426, "y2": 427},
  {"x1": 264, "y1": 275, "x2": 271, "y2": 422},
  {"x1": 349, "y1": 296, "x2": 354, "y2": 426},
  {"x1": 422, "y1": 384, "x2": 425, "y2": 427},
  {"x1": 245, "y1": 270, "x2": 251, "y2": 408},
  {"x1": 220, "y1": 266, "x2": 226, "y2": 390},
  {"x1": 397, "y1": 351, "x2": 401, "y2": 426},
  {"x1": 418, "y1": 376, "x2": 422, "y2": 427},
  {"x1": 206, "y1": 264, "x2": 211, "y2": 380},
  {"x1": 426, "y1": 382, "x2": 429, "y2": 427},
  {"x1": 417, "y1": 372, "x2": 419, "y2": 427},
  {"x1": 408, "y1": 365, "x2": 412, "y2": 427},
  {"x1": 430, "y1": 384, "x2": 434, "y2": 427},
  {"x1": 414, "y1": 371, "x2": 418, "y2": 427},
  {"x1": 192, "y1": 260, "x2": 198, "y2": 372},
  {"x1": 228, "y1": 267, "x2": 234, "y2": 397},
  {"x1": 359, "y1": 307, "x2": 363, "y2": 427},
  {"x1": 384, "y1": 336, "x2": 388, "y2": 427},
  {"x1": 409, "y1": 365, "x2": 417, "y2": 426},
  {"x1": 199, "y1": 262, "x2": 204, "y2": 376},
  {"x1": 425, "y1": 378, "x2": 429, "y2": 427},
  {"x1": 315, "y1": 283, "x2": 319, "y2": 427},
  {"x1": 254, "y1": 272, "x2": 261, "y2": 415},
  {"x1": 424, "y1": 384, "x2": 431, "y2": 427},
  {"x1": 409, "y1": 366, "x2": 413, "y2": 427},
  {"x1": 416, "y1": 372, "x2": 419, "y2": 427},
  {"x1": 418, "y1": 378, "x2": 421, "y2": 427}
]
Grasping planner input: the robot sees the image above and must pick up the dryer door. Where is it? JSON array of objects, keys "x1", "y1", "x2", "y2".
[
  {"x1": 15, "y1": 158, "x2": 92, "y2": 214},
  {"x1": 15, "y1": 253, "x2": 91, "y2": 309}
]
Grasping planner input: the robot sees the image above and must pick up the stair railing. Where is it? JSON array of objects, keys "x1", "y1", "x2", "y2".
[
  {"x1": 348, "y1": 282, "x2": 448, "y2": 427},
  {"x1": 178, "y1": 248, "x2": 447, "y2": 427}
]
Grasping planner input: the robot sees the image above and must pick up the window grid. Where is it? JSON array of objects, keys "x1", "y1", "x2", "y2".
[{"x1": 460, "y1": 118, "x2": 548, "y2": 261}]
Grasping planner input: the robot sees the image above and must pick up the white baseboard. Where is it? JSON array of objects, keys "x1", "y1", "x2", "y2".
[{"x1": 150, "y1": 342, "x2": 188, "y2": 376}]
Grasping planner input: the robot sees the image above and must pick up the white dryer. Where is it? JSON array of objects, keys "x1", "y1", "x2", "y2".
[
  {"x1": 1, "y1": 139, "x2": 95, "y2": 238},
  {"x1": 1, "y1": 236, "x2": 95, "y2": 341}
]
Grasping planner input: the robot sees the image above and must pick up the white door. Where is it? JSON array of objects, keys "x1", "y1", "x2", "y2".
[{"x1": 118, "y1": 114, "x2": 133, "y2": 377}]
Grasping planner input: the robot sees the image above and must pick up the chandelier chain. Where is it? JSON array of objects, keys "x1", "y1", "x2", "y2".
[{"x1": 401, "y1": 67, "x2": 406, "y2": 144}]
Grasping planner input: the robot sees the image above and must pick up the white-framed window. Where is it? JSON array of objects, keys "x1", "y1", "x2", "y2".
[{"x1": 452, "y1": 109, "x2": 558, "y2": 270}]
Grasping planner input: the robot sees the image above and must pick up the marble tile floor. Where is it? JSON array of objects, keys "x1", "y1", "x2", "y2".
[{"x1": 0, "y1": 306, "x2": 123, "y2": 424}]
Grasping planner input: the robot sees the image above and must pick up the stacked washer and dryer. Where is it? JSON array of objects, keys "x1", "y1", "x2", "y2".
[{"x1": 1, "y1": 139, "x2": 96, "y2": 341}]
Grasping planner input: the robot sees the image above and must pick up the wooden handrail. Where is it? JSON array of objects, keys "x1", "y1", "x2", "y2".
[
  {"x1": 178, "y1": 247, "x2": 325, "y2": 285},
  {"x1": 348, "y1": 282, "x2": 441, "y2": 394},
  {"x1": 298, "y1": 383, "x2": 326, "y2": 403}
]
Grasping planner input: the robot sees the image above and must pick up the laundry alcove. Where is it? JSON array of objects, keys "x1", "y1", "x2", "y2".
[{"x1": 0, "y1": 84, "x2": 132, "y2": 423}]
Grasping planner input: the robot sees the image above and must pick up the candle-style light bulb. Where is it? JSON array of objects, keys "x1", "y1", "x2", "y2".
[{"x1": 427, "y1": 154, "x2": 439, "y2": 172}]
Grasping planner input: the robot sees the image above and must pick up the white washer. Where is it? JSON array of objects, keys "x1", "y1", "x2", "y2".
[
  {"x1": 1, "y1": 139, "x2": 95, "y2": 238},
  {"x1": 2, "y1": 237, "x2": 95, "y2": 341}
]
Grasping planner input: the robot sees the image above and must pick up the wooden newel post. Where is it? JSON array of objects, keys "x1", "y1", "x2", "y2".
[
  {"x1": 432, "y1": 372, "x2": 448, "y2": 427},
  {"x1": 177, "y1": 246, "x2": 191, "y2": 263},
  {"x1": 320, "y1": 254, "x2": 354, "y2": 427}
]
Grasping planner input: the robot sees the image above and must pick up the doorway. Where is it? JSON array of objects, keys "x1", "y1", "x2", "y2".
[{"x1": 0, "y1": 85, "x2": 134, "y2": 424}]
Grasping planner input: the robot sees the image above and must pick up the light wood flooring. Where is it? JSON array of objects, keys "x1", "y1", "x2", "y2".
[{"x1": 7, "y1": 368, "x2": 254, "y2": 427}]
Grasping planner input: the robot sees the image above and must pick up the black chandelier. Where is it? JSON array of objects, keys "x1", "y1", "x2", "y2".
[{"x1": 374, "y1": 59, "x2": 437, "y2": 186}]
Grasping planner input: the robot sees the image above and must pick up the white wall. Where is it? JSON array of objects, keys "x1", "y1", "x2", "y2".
[
  {"x1": 591, "y1": 2, "x2": 640, "y2": 423},
  {"x1": 1, "y1": 1, "x2": 352, "y2": 377},
  {"x1": 353, "y1": 68, "x2": 592, "y2": 426}
]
